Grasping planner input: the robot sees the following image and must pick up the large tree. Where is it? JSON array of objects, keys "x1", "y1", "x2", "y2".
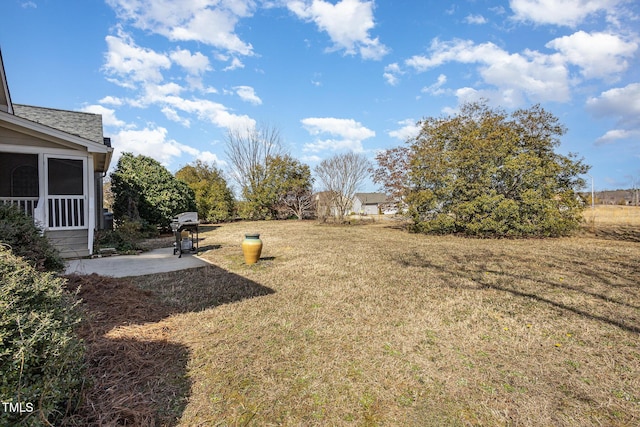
[
  {"x1": 404, "y1": 101, "x2": 589, "y2": 237},
  {"x1": 175, "y1": 160, "x2": 235, "y2": 223},
  {"x1": 268, "y1": 155, "x2": 314, "y2": 220},
  {"x1": 314, "y1": 152, "x2": 371, "y2": 222},
  {"x1": 225, "y1": 123, "x2": 283, "y2": 197},
  {"x1": 239, "y1": 154, "x2": 314, "y2": 220},
  {"x1": 371, "y1": 145, "x2": 412, "y2": 213},
  {"x1": 111, "y1": 153, "x2": 196, "y2": 228}
]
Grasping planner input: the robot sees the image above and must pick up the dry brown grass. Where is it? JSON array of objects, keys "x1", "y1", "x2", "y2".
[
  {"x1": 583, "y1": 205, "x2": 640, "y2": 226},
  {"x1": 69, "y1": 218, "x2": 639, "y2": 426},
  {"x1": 582, "y1": 205, "x2": 640, "y2": 242}
]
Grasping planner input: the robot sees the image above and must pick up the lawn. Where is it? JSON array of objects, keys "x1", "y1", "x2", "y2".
[{"x1": 67, "y1": 214, "x2": 639, "y2": 426}]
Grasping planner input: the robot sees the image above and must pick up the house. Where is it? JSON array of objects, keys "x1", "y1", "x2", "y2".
[
  {"x1": 352, "y1": 192, "x2": 395, "y2": 215},
  {"x1": 0, "y1": 50, "x2": 113, "y2": 258},
  {"x1": 314, "y1": 191, "x2": 337, "y2": 219}
]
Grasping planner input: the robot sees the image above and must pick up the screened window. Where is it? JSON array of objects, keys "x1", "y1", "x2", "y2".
[
  {"x1": 47, "y1": 158, "x2": 83, "y2": 195},
  {"x1": 0, "y1": 153, "x2": 39, "y2": 197}
]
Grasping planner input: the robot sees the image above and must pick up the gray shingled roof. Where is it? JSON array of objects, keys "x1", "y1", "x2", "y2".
[
  {"x1": 354, "y1": 192, "x2": 389, "y2": 204},
  {"x1": 13, "y1": 104, "x2": 104, "y2": 144}
]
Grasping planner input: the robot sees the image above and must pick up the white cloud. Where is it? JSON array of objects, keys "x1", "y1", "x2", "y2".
[
  {"x1": 300, "y1": 154, "x2": 322, "y2": 163},
  {"x1": 383, "y1": 63, "x2": 403, "y2": 85},
  {"x1": 304, "y1": 138, "x2": 367, "y2": 152},
  {"x1": 162, "y1": 95, "x2": 256, "y2": 130},
  {"x1": 223, "y1": 57, "x2": 245, "y2": 71},
  {"x1": 116, "y1": 79, "x2": 255, "y2": 132},
  {"x1": 143, "y1": 82, "x2": 185, "y2": 102},
  {"x1": 587, "y1": 83, "x2": 640, "y2": 127},
  {"x1": 234, "y1": 85, "x2": 262, "y2": 105},
  {"x1": 464, "y1": 14, "x2": 488, "y2": 24},
  {"x1": 302, "y1": 117, "x2": 375, "y2": 139},
  {"x1": 110, "y1": 125, "x2": 227, "y2": 169},
  {"x1": 112, "y1": 126, "x2": 184, "y2": 166},
  {"x1": 104, "y1": 31, "x2": 171, "y2": 85},
  {"x1": 199, "y1": 150, "x2": 226, "y2": 166},
  {"x1": 405, "y1": 38, "x2": 570, "y2": 105},
  {"x1": 388, "y1": 119, "x2": 420, "y2": 141},
  {"x1": 161, "y1": 107, "x2": 191, "y2": 127},
  {"x1": 98, "y1": 96, "x2": 124, "y2": 106},
  {"x1": 170, "y1": 48, "x2": 211, "y2": 75},
  {"x1": 301, "y1": 117, "x2": 375, "y2": 152},
  {"x1": 421, "y1": 74, "x2": 447, "y2": 95},
  {"x1": 288, "y1": 0, "x2": 389, "y2": 60},
  {"x1": 81, "y1": 104, "x2": 126, "y2": 128},
  {"x1": 546, "y1": 31, "x2": 638, "y2": 79},
  {"x1": 595, "y1": 129, "x2": 640, "y2": 144},
  {"x1": 509, "y1": 0, "x2": 623, "y2": 27},
  {"x1": 21, "y1": 1, "x2": 37, "y2": 8},
  {"x1": 587, "y1": 83, "x2": 640, "y2": 144},
  {"x1": 106, "y1": 0, "x2": 255, "y2": 56}
]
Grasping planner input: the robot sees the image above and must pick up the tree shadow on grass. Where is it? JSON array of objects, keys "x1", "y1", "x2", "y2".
[
  {"x1": 197, "y1": 243, "x2": 222, "y2": 253},
  {"x1": 63, "y1": 265, "x2": 274, "y2": 426},
  {"x1": 198, "y1": 224, "x2": 221, "y2": 233},
  {"x1": 394, "y1": 251, "x2": 640, "y2": 335},
  {"x1": 588, "y1": 225, "x2": 640, "y2": 243}
]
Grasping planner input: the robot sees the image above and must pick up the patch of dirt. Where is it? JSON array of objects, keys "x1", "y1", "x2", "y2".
[{"x1": 139, "y1": 234, "x2": 175, "y2": 251}]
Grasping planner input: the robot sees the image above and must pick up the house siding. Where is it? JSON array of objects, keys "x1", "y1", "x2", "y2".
[
  {"x1": 45, "y1": 229, "x2": 90, "y2": 258},
  {"x1": 0, "y1": 126, "x2": 61, "y2": 149}
]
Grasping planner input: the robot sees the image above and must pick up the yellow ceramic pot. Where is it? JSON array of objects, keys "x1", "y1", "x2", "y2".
[{"x1": 242, "y1": 233, "x2": 263, "y2": 265}]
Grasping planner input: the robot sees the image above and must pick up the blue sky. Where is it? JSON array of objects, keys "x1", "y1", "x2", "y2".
[{"x1": 1, "y1": 0, "x2": 639, "y2": 192}]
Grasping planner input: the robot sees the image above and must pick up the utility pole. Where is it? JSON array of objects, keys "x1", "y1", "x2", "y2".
[{"x1": 587, "y1": 174, "x2": 594, "y2": 209}]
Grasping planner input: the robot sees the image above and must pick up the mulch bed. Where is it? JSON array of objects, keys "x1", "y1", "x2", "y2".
[{"x1": 62, "y1": 274, "x2": 189, "y2": 427}]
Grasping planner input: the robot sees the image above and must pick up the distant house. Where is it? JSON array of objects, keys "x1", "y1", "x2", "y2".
[
  {"x1": 352, "y1": 192, "x2": 396, "y2": 215},
  {"x1": 0, "y1": 50, "x2": 113, "y2": 258},
  {"x1": 314, "y1": 191, "x2": 337, "y2": 219}
]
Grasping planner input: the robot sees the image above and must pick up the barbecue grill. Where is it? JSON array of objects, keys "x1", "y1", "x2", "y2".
[{"x1": 170, "y1": 212, "x2": 199, "y2": 257}]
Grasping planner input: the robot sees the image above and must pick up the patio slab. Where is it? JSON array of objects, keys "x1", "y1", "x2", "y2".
[{"x1": 65, "y1": 247, "x2": 211, "y2": 278}]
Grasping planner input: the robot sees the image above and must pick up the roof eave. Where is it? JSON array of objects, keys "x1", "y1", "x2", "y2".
[
  {"x1": 0, "y1": 49, "x2": 14, "y2": 115},
  {"x1": 0, "y1": 110, "x2": 111, "y2": 154}
]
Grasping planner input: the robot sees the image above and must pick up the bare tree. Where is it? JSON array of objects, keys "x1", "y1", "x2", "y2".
[
  {"x1": 314, "y1": 152, "x2": 371, "y2": 222},
  {"x1": 225, "y1": 123, "x2": 283, "y2": 197},
  {"x1": 278, "y1": 188, "x2": 315, "y2": 220}
]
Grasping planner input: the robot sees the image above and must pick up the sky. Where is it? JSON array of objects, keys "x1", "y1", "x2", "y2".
[{"x1": 1, "y1": 0, "x2": 639, "y2": 193}]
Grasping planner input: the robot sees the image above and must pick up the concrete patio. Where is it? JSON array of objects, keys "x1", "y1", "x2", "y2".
[{"x1": 65, "y1": 247, "x2": 211, "y2": 278}]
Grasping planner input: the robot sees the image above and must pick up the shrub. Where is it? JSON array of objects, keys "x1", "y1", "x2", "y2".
[
  {"x1": 175, "y1": 161, "x2": 235, "y2": 223},
  {"x1": 400, "y1": 102, "x2": 589, "y2": 237},
  {"x1": 0, "y1": 246, "x2": 84, "y2": 426},
  {"x1": 111, "y1": 153, "x2": 196, "y2": 229},
  {"x1": 94, "y1": 219, "x2": 157, "y2": 254},
  {"x1": 0, "y1": 204, "x2": 64, "y2": 272}
]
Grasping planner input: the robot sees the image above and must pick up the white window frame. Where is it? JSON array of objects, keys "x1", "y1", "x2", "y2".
[{"x1": 44, "y1": 154, "x2": 88, "y2": 230}]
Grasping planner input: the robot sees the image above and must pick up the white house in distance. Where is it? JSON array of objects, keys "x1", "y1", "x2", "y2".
[
  {"x1": 0, "y1": 50, "x2": 113, "y2": 258},
  {"x1": 352, "y1": 192, "x2": 396, "y2": 215}
]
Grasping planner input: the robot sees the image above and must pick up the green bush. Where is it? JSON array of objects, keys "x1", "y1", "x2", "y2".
[
  {"x1": 402, "y1": 102, "x2": 588, "y2": 237},
  {"x1": 94, "y1": 218, "x2": 157, "y2": 253},
  {"x1": 0, "y1": 204, "x2": 64, "y2": 272},
  {"x1": 0, "y1": 246, "x2": 84, "y2": 426},
  {"x1": 111, "y1": 153, "x2": 196, "y2": 228}
]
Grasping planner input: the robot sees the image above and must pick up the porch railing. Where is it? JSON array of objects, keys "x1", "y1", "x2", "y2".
[
  {"x1": 47, "y1": 196, "x2": 86, "y2": 229},
  {"x1": 0, "y1": 197, "x2": 39, "y2": 217}
]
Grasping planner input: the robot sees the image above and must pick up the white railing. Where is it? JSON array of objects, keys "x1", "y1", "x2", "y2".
[
  {"x1": 47, "y1": 196, "x2": 86, "y2": 229},
  {"x1": 0, "y1": 197, "x2": 39, "y2": 217}
]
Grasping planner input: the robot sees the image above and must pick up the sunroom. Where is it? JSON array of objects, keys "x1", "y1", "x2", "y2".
[{"x1": 0, "y1": 51, "x2": 113, "y2": 258}]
